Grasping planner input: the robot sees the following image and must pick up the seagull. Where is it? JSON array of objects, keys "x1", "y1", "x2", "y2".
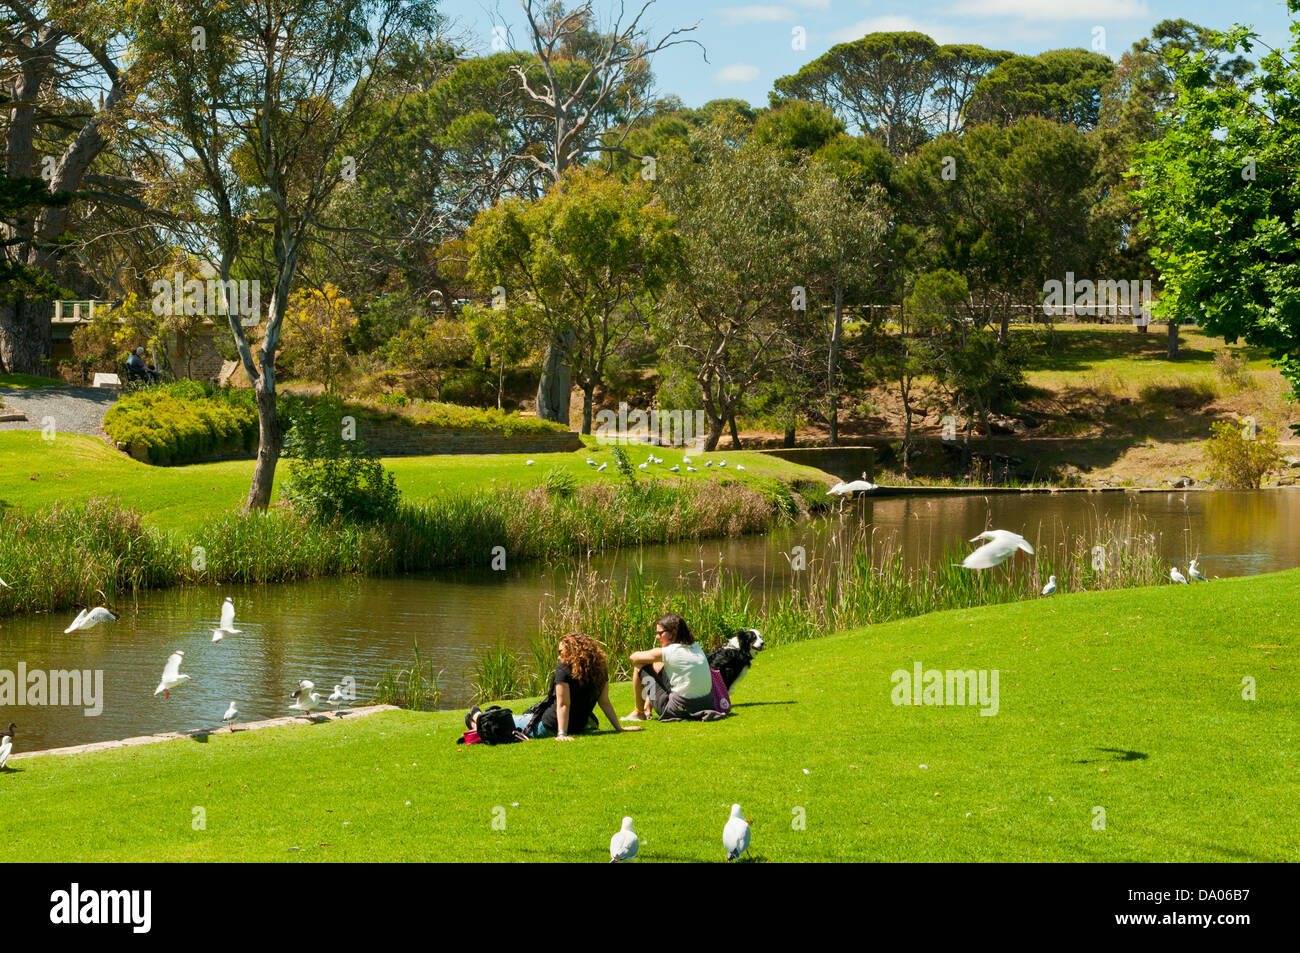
[
  {"x1": 154, "y1": 651, "x2": 192, "y2": 697},
  {"x1": 1189, "y1": 559, "x2": 1208, "y2": 583},
  {"x1": 609, "y1": 816, "x2": 639, "y2": 862},
  {"x1": 290, "y1": 680, "x2": 322, "y2": 716},
  {"x1": 683, "y1": 457, "x2": 692, "y2": 464},
  {"x1": 64, "y1": 606, "x2": 117, "y2": 634},
  {"x1": 327, "y1": 685, "x2": 348, "y2": 711},
  {"x1": 0, "y1": 723, "x2": 14, "y2": 769},
  {"x1": 525, "y1": 459, "x2": 535, "y2": 466},
  {"x1": 637, "y1": 461, "x2": 648, "y2": 470},
  {"x1": 961, "y1": 530, "x2": 1035, "y2": 570},
  {"x1": 1170, "y1": 566, "x2": 1188, "y2": 585},
  {"x1": 723, "y1": 803, "x2": 751, "y2": 861},
  {"x1": 827, "y1": 479, "x2": 877, "y2": 497},
  {"x1": 718, "y1": 460, "x2": 727, "y2": 467},
  {"x1": 686, "y1": 466, "x2": 698, "y2": 472},
  {"x1": 222, "y1": 702, "x2": 238, "y2": 732},
  {"x1": 705, "y1": 461, "x2": 713, "y2": 467},
  {"x1": 736, "y1": 464, "x2": 745, "y2": 471},
  {"x1": 586, "y1": 459, "x2": 597, "y2": 467},
  {"x1": 669, "y1": 465, "x2": 680, "y2": 473},
  {"x1": 648, "y1": 455, "x2": 662, "y2": 465},
  {"x1": 212, "y1": 597, "x2": 242, "y2": 643},
  {"x1": 1041, "y1": 575, "x2": 1057, "y2": 596},
  {"x1": 596, "y1": 462, "x2": 608, "y2": 472}
]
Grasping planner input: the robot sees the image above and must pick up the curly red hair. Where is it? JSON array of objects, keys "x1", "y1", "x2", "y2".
[{"x1": 558, "y1": 632, "x2": 608, "y2": 686}]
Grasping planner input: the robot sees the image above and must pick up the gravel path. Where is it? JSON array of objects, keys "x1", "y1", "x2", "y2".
[{"x1": 0, "y1": 385, "x2": 119, "y2": 435}]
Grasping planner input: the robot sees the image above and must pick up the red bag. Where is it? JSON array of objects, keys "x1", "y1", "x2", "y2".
[
  {"x1": 457, "y1": 730, "x2": 481, "y2": 745},
  {"x1": 710, "y1": 669, "x2": 732, "y2": 714}
]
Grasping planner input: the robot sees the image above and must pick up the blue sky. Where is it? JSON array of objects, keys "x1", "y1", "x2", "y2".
[{"x1": 441, "y1": 0, "x2": 1296, "y2": 108}]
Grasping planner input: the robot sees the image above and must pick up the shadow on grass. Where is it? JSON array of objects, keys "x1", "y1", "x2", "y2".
[
  {"x1": 1072, "y1": 747, "x2": 1148, "y2": 764},
  {"x1": 731, "y1": 700, "x2": 798, "y2": 708}
]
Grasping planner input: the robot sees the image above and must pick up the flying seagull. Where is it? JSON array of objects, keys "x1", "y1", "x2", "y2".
[
  {"x1": 212, "y1": 597, "x2": 243, "y2": 643},
  {"x1": 723, "y1": 803, "x2": 751, "y2": 862},
  {"x1": 609, "y1": 817, "x2": 639, "y2": 863},
  {"x1": 154, "y1": 651, "x2": 192, "y2": 697},
  {"x1": 64, "y1": 606, "x2": 117, "y2": 634},
  {"x1": 961, "y1": 531, "x2": 1035, "y2": 570},
  {"x1": 290, "y1": 680, "x2": 322, "y2": 716}
]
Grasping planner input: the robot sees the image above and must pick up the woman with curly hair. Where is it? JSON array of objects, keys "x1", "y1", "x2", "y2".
[{"x1": 466, "y1": 633, "x2": 641, "y2": 742}]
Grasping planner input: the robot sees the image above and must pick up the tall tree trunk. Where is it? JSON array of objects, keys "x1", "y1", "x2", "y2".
[
  {"x1": 901, "y1": 385, "x2": 913, "y2": 479},
  {"x1": 581, "y1": 383, "x2": 595, "y2": 435},
  {"x1": 828, "y1": 283, "x2": 843, "y2": 446},
  {"x1": 0, "y1": 301, "x2": 53, "y2": 375},
  {"x1": 703, "y1": 414, "x2": 725, "y2": 452},
  {"x1": 245, "y1": 376, "x2": 282, "y2": 512},
  {"x1": 536, "y1": 329, "x2": 575, "y2": 426},
  {"x1": 728, "y1": 412, "x2": 742, "y2": 450},
  {"x1": 1167, "y1": 319, "x2": 1179, "y2": 359},
  {"x1": 783, "y1": 425, "x2": 796, "y2": 448},
  {"x1": 497, "y1": 360, "x2": 505, "y2": 411}
]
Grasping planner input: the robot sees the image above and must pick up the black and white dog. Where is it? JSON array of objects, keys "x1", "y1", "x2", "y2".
[{"x1": 707, "y1": 629, "x2": 765, "y2": 693}]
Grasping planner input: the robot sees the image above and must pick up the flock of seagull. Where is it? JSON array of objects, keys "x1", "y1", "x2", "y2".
[
  {"x1": 0, "y1": 589, "x2": 354, "y2": 763},
  {"x1": 523, "y1": 454, "x2": 748, "y2": 475},
  {"x1": 610, "y1": 803, "x2": 752, "y2": 862}
]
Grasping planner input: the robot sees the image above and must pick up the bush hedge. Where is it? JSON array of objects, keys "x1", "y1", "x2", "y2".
[{"x1": 103, "y1": 381, "x2": 258, "y2": 465}]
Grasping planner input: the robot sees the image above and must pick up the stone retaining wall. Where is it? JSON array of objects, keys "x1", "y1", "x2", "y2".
[{"x1": 355, "y1": 417, "x2": 583, "y2": 456}]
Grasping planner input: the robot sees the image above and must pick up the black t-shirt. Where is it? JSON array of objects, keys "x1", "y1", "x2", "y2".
[{"x1": 540, "y1": 662, "x2": 603, "y2": 734}]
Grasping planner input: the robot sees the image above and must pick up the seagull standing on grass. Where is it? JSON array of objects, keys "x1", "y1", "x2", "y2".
[
  {"x1": 723, "y1": 804, "x2": 751, "y2": 861},
  {"x1": 64, "y1": 605, "x2": 117, "y2": 633},
  {"x1": 222, "y1": 702, "x2": 238, "y2": 732},
  {"x1": 291, "y1": 680, "x2": 322, "y2": 716},
  {"x1": 610, "y1": 817, "x2": 639, "y2": 862},
  {"x1": 669, "y1": 465, "x2": 680, "y2": 473},
  {"x1": 154, "y1": 651, "x2": 192, "y2": 697},
  {"x1": 1189, "y1": 559, "x2": 1208, "y2": 582},
  {"x1": 1041, "y1": 575, "x2": 1057, "y2": 596},
  {"x1": 212, "y1": 597, "x2": 242, "y2": 643},
  {"x1": 1170, "y1": 566, "x2": 1188, "y2": 585},
  {"x1": 525, "y1": 459, "x2": 535, "y2": 466},
  {"x1": 596, "y1": 462, "x2": 608, "y2": 472},
  {"x1": 960, "y1": 530, "x2": 1035, "y2": 570},
  {"x1": 0, "y1": 724, "x2": 15, "y2": 769}
]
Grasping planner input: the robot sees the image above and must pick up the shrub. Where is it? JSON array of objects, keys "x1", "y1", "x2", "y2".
[
  {"x1": 1212, "y1": 350, "x2": 1252, "y2": 390},
  {"x1": 1204, "y1": 419, "x2": 1281, "y2": 489},
  {"x1": 103, "y1": 381, "x2": 257, "y2": 465},
  {"x1": 281, "y1": 396, "x2": 401, "y2": 522},
  {"x1": 542, "y1": 466, "x2": 577, "y2": 499}
]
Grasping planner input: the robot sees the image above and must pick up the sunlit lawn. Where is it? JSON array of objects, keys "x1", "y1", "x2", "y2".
[
  {"x1": 0, "y1": 431, "x2": 825, "y2": 535},
  {"x1": 3, "y1": 569, "x2": 1294, "y2": 861}
]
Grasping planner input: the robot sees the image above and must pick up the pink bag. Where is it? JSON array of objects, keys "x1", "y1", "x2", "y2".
[{"x1": 710, "y1": 668, "x2": 732, "y2": 714}]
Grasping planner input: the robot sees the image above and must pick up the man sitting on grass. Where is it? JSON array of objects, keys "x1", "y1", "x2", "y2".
[{"x1": 625, "y1": 613, "x2": 715, "y2": 721}]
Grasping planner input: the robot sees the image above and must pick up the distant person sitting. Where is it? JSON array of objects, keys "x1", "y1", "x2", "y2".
[
  {"x1": 626, "y1": 613, "x2": 715, "y2": 721},
  {"x1": 125, "y1": 347, "x2": 159, "y2": 383}
]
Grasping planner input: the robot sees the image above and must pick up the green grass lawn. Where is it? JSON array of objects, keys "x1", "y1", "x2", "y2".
[
  {"x1": 0, "y1": 431, "x2": 827, "y2": 535},
  {"x1": 4, "y1": 570, "x2": 1294, "y2": 862},
  {"x1": 0, "y1": 372, "x2": 66, "y2": 389}
]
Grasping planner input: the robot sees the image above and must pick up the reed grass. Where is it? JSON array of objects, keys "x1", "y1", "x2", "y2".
[
  {"x1": 0, "y1": 477, "x2": 799, "y2": 619},
  {"x1": 370, "y1": 642, "x2": 442, "y2": 711},
  {"x1": 488, "y1": 510, "x2": 1170, "y2": 698}
]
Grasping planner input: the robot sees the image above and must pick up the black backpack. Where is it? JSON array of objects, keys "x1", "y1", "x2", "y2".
[{"x1": 476, "y1": 706, "x2": 526, "y2": 745}]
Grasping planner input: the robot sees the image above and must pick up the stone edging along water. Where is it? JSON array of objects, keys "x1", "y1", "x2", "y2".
[{"x1": 10, "y1": 704, "x2": 399, "y2": 761}]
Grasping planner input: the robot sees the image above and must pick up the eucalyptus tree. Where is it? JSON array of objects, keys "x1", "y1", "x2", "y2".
[
  {"x1": 964, "y1": 49, "x2": 1116, "y2": 130},
  {"x1": 506, "y1": 0, "x2": 699, "y2": 425},
  {"x1": 464, "y1": 167, "x2": 680, "y2": 434},
  {"x1": 128, "y1": 0, "x2": 440, "y2": 511}
]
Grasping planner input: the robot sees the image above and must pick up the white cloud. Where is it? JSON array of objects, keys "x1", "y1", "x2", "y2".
[
  {"x1": 716, "y1": 63, "x2": 761, "y2": 83},
  {"x1": 720, "y1": 6, "x2": 796, "y2": 25},
  {"x1": 945, "y1": 0, "x2": 1149, "y2": 19}
]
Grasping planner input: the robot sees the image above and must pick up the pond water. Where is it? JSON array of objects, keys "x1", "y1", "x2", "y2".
[{"x1": 3, "y1": 489, "x2": 1296, "y2": 752}]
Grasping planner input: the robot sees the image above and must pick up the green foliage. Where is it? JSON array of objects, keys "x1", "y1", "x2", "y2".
[
  {"x1": 611, "y1": 445, "x2": 638, "y2": 487},
  {"x1": 372, "y1": 642, "x2": 441, "y2": 711},
  {"x1": 1204, "y1": 420, "x2": 1281, "y2": 489},
  {"x1": 965, "y1": 49, "x2": 1117, "y2": 129},
  {"x1": 102, "y1": 381, "x2": 257, "y2": 465},
  {"x1": 542, "y1": 466, "x2": 577, "y2": 499},
  {"x1": 1132, "y1": 6, "x2": 1300, "y2": 399},
  {"x1": 281, "y1": 397, "x2": 401, "y2": 522}
]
